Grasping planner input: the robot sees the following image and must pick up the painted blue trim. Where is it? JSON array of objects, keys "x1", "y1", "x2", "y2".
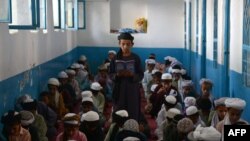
[
  {"x1": 201, "y1": 0, "x2": 206, "y2": 78},
  {"x1": 0, "y1": 0, "x2": 11, "y2": 22},
  {"x1": 224, "y1": 0, "x2": 230, "y2": 97}
]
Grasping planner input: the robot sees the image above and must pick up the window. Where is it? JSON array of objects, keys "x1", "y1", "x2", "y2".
[
  {"x1": 243, "y1": 0, "x2": 250, "y2": 87},
  {"x1": 53, "y1": 0, "x2": 61, "y2": 28},
  {"x1": 196, "y1": 0, "x2": 199, "y2": 56},
  {"x1": 0, "y1": 0, "x2": 11, "y2": 22},
  {"x1": 9, "y1": 0, "x2": 38, "y2": 29},
  {"x1": 213, "y1": 0, "x2": 218, "y2": 68},
  {"x1": 40, "y1": 0, "x2": 47, "y2": 29},
  {"x1": 78, "y1": 0, "x2": 86, "y2": 29},
  {"x1": 65, "y1": 0, "x2": 77, "y2": 29}
]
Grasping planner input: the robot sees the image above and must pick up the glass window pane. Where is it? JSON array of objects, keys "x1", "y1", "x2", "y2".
[
  {"x1": 66, "y1": 0, "x2": 74, "y2": 28},
  {"x1": 78, "y1": 1, "x2": 85, "y2": 29},
  {"x1": 0, "y1": 0, "x2": 11, "y2": 22},
  {"x1": 40, "y1": 0, "x2": 46, "y2": 28},
  {"x1": 53, "y1": 0, "x2": 60, "y2": 27},
  {"x1": 9, "y1": 0, "x2": 32, "y2": 25}
]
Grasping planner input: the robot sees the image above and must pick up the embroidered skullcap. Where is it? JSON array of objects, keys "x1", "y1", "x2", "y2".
[
  {"x1": 82, "y1": 97, "x2": 93, "y2": 103},
  {"x1": 108, "y1": 50, "x2": 117, "y2": 55},
  {"x1": 214, "y1": 97, "x2": 227, "y2": 107},
  {"x1": 150, "y1": 84, "x2": 158, "y2": 92},
  {"x1": 115, "y1": 110, "x2": 129, "y2": 117},
  {"x1": 177, "y1": 118, "x2": 194, "y2": 133},
  {"x1": 71, "y1": 63, "x2": 81, "y2": 69},
  {"x1": 63, "y1": 113, "x2": 80, "y2": 125},
  {"x1": 166, "y1": 108, "x2": 181, "y2": 119},
  {"x1": 123, "y1": 137, "x2": 140, "y2": 141},
  {"x1": 65, "y1": 69, "x2": 76, "y2": 75},
  {"x1": 81, "y1": 90, "x2": 93, "y2": 98},
  {"x1": 145, "y1": 59, "x2": 156, "y2": 64},
  {"x1": 118, "y1": 32, "x2": 134, "y2": 41},
  {"x1": 186, "y1": 106, "x2": 198, "y2": 116},
  {"x1": 173, "y1": 114, "x2": 185, "y2": 124},
  {"x1": 182, "y1": 80, "x2": 193, "y2": 88},
  {"x1": 58, "y1": 71, "x2": 68, "y2": 79},
  {"x1": 1, "y1": 110, "x2": 21, "y2": 125},
  {"x1": 123, "y1": 119, "x2": 139, "y2": 132},
  {"x1": 161, "y1": 73, "x2": 172, "y2": 80},
  {"x1": 199, "y1": 78, "x2": 213, "y2": 87},
  {"x1": 48, "y1": 78, "x2": 60, "y2": 86},
  {"x1": 19, "y1": 110, "x2": 35, "y2": 126},
  {"x1": 79, "y1": 55, "x2": 87, "y2": 61},
  {"x1": 82, "y1": 111, "x2": 99, "y2": 122},
  {"x1": 188, "y1": 124, "x2": 221, "y2": 141},
  {"x1": 184, "y1": 97, "x2": 196, "y2": 108},
  {"x1": 90, "y1": 82, "x2": 103, "y2": 91},
  {"x1": 225, "y1": 98, "x2": 246, "y2": 110}
]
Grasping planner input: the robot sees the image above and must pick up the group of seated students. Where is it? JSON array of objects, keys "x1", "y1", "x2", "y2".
[
  {"x1": 141, "y1": 53, "x2": 248, "y2": 141},
  {"x1": 0, "y1": 51, "x2": 248, "y2": 141}
]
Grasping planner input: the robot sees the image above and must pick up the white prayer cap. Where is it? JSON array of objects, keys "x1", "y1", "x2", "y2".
[
  {"x1": 79, "y1": 55, "x2": 87, "y2": 61},
  {"x1": 71, "y1": 63, "x2": 81, "y2": 69},
  {"x1": 19, "y1": 110, "x2": 35, "y2": 126},
  {"x1": 150, "y1": 84, "x2": 158, "y2": 92},
  {"x1": 225, "y1": 98, "x2": 246, "y2": 110},
  {"x1": 82, "y1": 111, "x2": 99, "y2": 122},
  {"x1": 182, "y1": 80, "x2": 193, "y2": 88},
  {"x1": 48, "y1": 78, "x2": 60, "y2": 86},
  {"x1": 108, "y1": 50, "x2": 117, "y2": 55},
  {"x1": 58, "y1": 71, "x2": 68, "y2": 79},
  {"x1": 123, "y1": 119, "x2": 139, "y2": 132},
  {"x1": 91, "y1": 82, "x2": 103, "y2": 91},
  {"x1": 115, "y1": 110, "x2": 129, "y2": 117},
  {"x1": 164, "y1": 95, "x2": 177, "y2": 105},
  {"x1": 169, "y1": 89, "x2": 178, "y2": 97},
  {"x1": 82, "y1": 97, "x2": 93, "y2": 103},
  {"x1": 63, "y1": 113, "x2": 80, "y2": 125},
  {"x1": 152, "y1": 69, "x2": 160, "y2": 75},
  {"x1": 145, "y1": 59, "x2": 156, "y2": 64},
  {"x1": 123, "y1": 137, "x2": 140, "y2": 141},
  {"x1": 21, "y1": 95, "x2": 34, "y2": 103},
  {"x1": 199, "y1": 78, "x2": 213, "y2": 87},
  {"x1": 214, "y1": 97, "x2": 227, "y2": 107},
  {"x1": 65, "y1": 69, "x2": 76, "y2": 75},
  {"x1": 184, "y1": 97, "x2": 196, "y2": 108},
  {"x1": 81, "y1": 90, "x2": 93, "y2": 98},
  {"x1": 79, "y1": 64, "x2": 85, "y2": 70},
  {"x1": 161, "y1": 73, "x2": 172, "y2": 80},
  {"x1": 186, "y1": 106, "x2": 198, "y2": 116},
  {"x1": 188, "y1": 124, "x2": 221, "y2": 141},
  {"x1": 166, "y1": 108, "x2": 181, "y2": 119}
]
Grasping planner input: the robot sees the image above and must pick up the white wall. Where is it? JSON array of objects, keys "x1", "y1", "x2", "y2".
[
  {"x1": 77, "y1": 0, "x2": 185, "y2": 48},
  {"x1": 0, "y1": 0, "x2": 77, "y2": 81}
]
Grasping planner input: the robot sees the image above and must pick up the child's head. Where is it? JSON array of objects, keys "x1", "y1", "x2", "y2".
[
  {"x1": 145, "y1": 59, "x2": 156, "y2": 71},
  {"x1": 225, "y1": 98, "x2": 246, "y2": 124},
  {"x1": 164, "y1": 95, "x2": 177, "y2": 111},
  {"x1": 47, "y1": 78, "x2": 60, "y2": 94},
  {"x1": 40, "y1": 91, "x2": 50, "y2": 105},
  {"x1": 214, "y1": 97, "x2": 228, "y2": 120},
  {"x1": 19, "y1": 110, "x2": 35, "y2": 128},
  {"x1": 57, "y1": 71, "x2": 69, "y2": 85},
  {"x1": 118, "y1": 33, "x2": 134, "y2": 54},
  {"x1": 166, "y1": 108, "x2": 181, "y2": 122},
  {"x1": 98, "y1": 64, "x2": 108, "y2": 77},
  {"x1": 1, "y1": 110, "x2": 22, "y2": 136},
  {"x1": 170, "y1": 65, "x2": 182, "y2": 81},
  {"x1": 65, "y1": 69, "x2": 76, "y2": 80},
  {"x1": 78, "y1": 55, "x2": 87, "y2": 65},
  {"x1": 152, "y1": 71, "x2": 162, "y2": 84},
  {"x1": 186, "y1": 106, "x2": 199, "y2": 124},
  {"x1": 63, "y1": 113, "x2": 80, "y2": 137},
  {"x1": 112, "y1": 110, "x2": 129, "y2": 127},
  {"x1": 182, "y1": 80, "x2": 194, "y2": 96},
  {"x1": 90, "y1": 82, "x2": 102, "y2": 95},
  {"x1": 161, "y1": 73, "x2": 172, "y2": 90},
  {"x1": 199, "y1": 78, "x2": 213, "y2": 97},
  {"x1": 108, "y1": 50, "x2": 116, "y2": 60},
  {"x1": 81, "y1": 97, "x2": 94, "y2": 113},
  {"x1": 81, "y1": 111, "x2": 100, "y2": 132},
  {"x1": 21, "y1": 97, "x2": 38, "y2": 114}
]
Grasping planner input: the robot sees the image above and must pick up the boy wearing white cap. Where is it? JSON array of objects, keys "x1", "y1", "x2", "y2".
[
  {"x1": 65, "y1": 69, "x2": 81, "y2": 99},
  {"x1": 90, "y1": 82, "x2": 105, "y2": 114},
  {"x1": 56, "y1": 113, "x2": 87, "y2": 141},
  {"x1": 80, "y1": 111, "x2": 104, "y2": 141},
  {"x1": 105, "y1": 50, "x2": 117, "y2": 64},
  {"x1": 216, "y1": 98, "x2": 248, "y2": 134},
  {"x1": 78, "y1": 55, "x2": 90, "y2": 73},
  {"x1": 186, "y1": 106, "x2": 206, "y2": 128}
]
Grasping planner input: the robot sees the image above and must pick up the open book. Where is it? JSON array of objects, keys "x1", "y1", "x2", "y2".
[{"x1": 115, "y1": 60, "x2": 135, "y2": 73}]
